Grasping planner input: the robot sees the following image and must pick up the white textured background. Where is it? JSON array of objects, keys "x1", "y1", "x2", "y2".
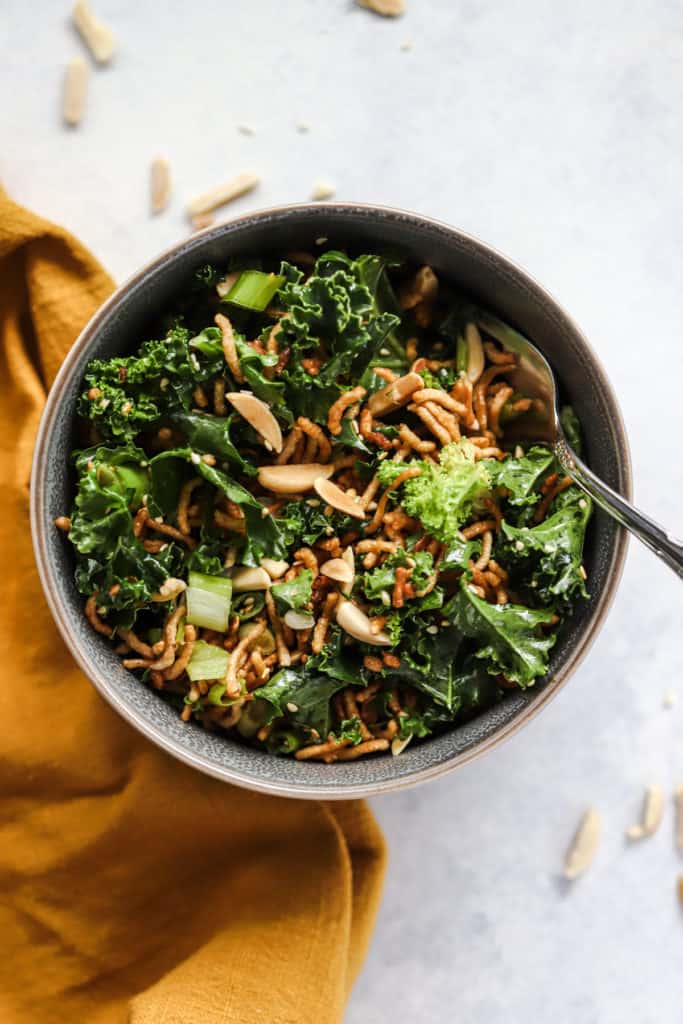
[{"x1": 3, "y1": 2, "x2": 683, "y2": 1021}]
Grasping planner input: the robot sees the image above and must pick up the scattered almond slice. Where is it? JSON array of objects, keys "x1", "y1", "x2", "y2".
[
  {"x1": 663, "y1": 689, "x2": 677, "y2": 708},
  {"x1": 675, "y1": 787, "x2": 683, "y2": 855},
  {"x1": 563, "y1": 808, "x2": 601, "y2": 880},
  {"x1": 336, "y1": 599, "x2": 391, "y2": 646},
  {"x1": 231, "y1": 566, "x2": 271, "y2": 592},
  {"x1": 314, "y1": 478, "x2": 366, "y2": 520},
  {"x1": 312, "y1": 181, "x2": 336, "y2": 201},
  {"x1": 357, "y1": 0, "x2": 405, "y2": 16},
  {"x1": 191, "y1": 214, "x2": 215, "y2": 232},
  {"x1": 187, "y1": 172, "x2": 260, "y2": 218},
  {"x1": 226, "y1": 392, "x2": 283, "y2": 453},
  {"x1": 320, "y1": 558, "x2": 354, "y2": 584},
  {"x1": 283, "y1": 610, "x2": 315, "y2": 631},
  {"x1": 150, "y1": 156, "x2": 171, "y2": 214},
  {"x1": 260, "y1": 558, "x2": 290, "y2": 580},
  {"x1": 72, "y1": 0, "x2": 116, "y2": 64},
  {"x1": 63, "y1": 57, "x2": 88, "y2": 126},
  {"x1": 466, "y1": 323, "x2": 485, "y2": 382},
  {"x1": 625, "y1": 784, "x2": 664, "y2": 840},
  {"x1": 257, "y1": 463, "x2": 334, "y2": 495},
  {"x1": 340, "y1": 546, "x2": 355, "y2": 596},
  {"x1": 367, "y1": 372, "x2": 423, "y2": 416}
]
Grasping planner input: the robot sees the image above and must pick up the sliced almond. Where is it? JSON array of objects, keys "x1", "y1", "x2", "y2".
[
  {"x1": 186, "y1": 172, "x2": 260, "y2": 218},
  {"x1": 257, "y1": 462, "x2": 334, "y2": 495},
  {"x1": 391, "y1": 734, "x2": 413, "y2": 756},
  {"x1": 150, "y1": 156, "x2": 171, "y2": 214},
  {"x1": 151, "y1": 577, "x2": 186, "y2": 602},
  {"x1": 357, "y1": 0, "x2": 405, "y2": 14},
  {"x1": 465, "y1": 322, "x2": 485, "y2": 382},
  {"x1": 226, "y1": 391, "x2": 283, "y2": 453},
  {"x1": 320, "y1": 558, "x2": 354, "y2": 584},
  {"x1": 626, "y1": 784, "x2": 665, "y2": 840},
  {"x1": 314, "y1": 478, "x2": 366, "y2": 519},
  {"x1": 63, "y1": 57, "x2": 88, "y2": 126},
  {"x1": 336, "y1": 599, "x2": 391, "y2": 646},
  {"x1": 260, "y1": 558, "x2": 290, "y2": 580},
  {"x1": 231, "y1": 566, "x2": 271, "y2": 592},
  {"x1": 72, "y1": 0, "x2": 116, "y2": 64},
  {"x1": 283, "y1": 610, "x2": 315, "y2": 631},
  {"x1": 312, "y1": 181, "x2": 336, "y2": 201},
  {"x1": 340, "y1": 546, "x2": 355, "y2": 596},
  {"x1": 368, "y1": 372, "x2": 424, "y2": 417},
  {"x1": 563, "y1": 808, "x2": 601, "y2": 880}
]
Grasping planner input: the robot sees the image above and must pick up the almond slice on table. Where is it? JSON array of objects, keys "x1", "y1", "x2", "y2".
[
  {"x1": 367, "y1": 372, "x2": 423, "y2": 417},
  {"x1": 563, "y1": 808, "x2": 601, "y2": 880},
  {"x1": 226, "y1": 392, "x2": 283, "y2": 453},
  {"x1": 357, "y1": 0, "x2": 405, "y2": 13},
  {"x1": 336, "y1": 599, "x2": 391, "y2": 646},
  {"x1": 320, "y1": 558, "x2": 354, "y2": 584},
  {"x1": 257, "y1": 463, "x2": 334, "y2": 495},
  {"x1": 314, "y1": 478, "x2": 366, "y2": 519},
  {"x1": 63, "y1": 57, "x2": 88, "y2": 126},
  {"x1": 625, "y1": 784, "x2": 665, "y2": 840},
  {"x1": 231, "y1": 566, "x2": 271, "y2": 592},
  {"x1": 150, "y1": 156, "x2": 171, "y2": 214},
  {"x1": 465, "y1": 322, "x2": 485, "y2": 383},
  {"x1": 186, "y1": 172, "x2": 260, "y2": 218},
  {"x1": 72, "y1": 0, "x2": 116, "y2": 64}
]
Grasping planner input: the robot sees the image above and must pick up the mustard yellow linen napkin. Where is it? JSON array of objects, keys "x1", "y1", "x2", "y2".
[{"x1": 0, "y1": 187, "x2": 386, "y2": 1024}]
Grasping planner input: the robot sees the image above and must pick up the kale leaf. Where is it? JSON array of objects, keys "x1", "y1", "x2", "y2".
[{"x1": 446, "y1": 577, "x2": 557, "y2": 687}]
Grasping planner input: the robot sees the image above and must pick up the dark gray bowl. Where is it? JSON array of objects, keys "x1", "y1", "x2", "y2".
[{"x1": 30, "y1": 204, "x2": 631, "y2": 799}]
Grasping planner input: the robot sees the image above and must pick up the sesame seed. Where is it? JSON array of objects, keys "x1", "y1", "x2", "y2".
[
  {"x1": 440, "y1": 620, "x2": 449, "y2": 627},
  {"x1": 140, "y1": 461, "x2": 148, "y2": 468},
  {"x1": 286, "y1": 702, "x2": 299, "y2": 713},
  {"x1": 315, "y1": 236, "x2": 328, "y2": 245},
  {"x1": 296, "y1": 120, "x2": 310, "y2": 133},
  {"x1": 662, "y1": 689, "x2": 677, "y2": 709},
  {"x1": 379, "y1": 348, "x2": 390, "y2": 356},
  {"x1": 238, "y1": 123, "x2": 255, "y2": 136},
  {"x1": 306, "y1": 499, "x2": 321, "y2": 507},
  {"x1": 380, "y1": 590, "x2": 392, "y2": 607},
  {"x1": 96, "y1": 606, "x2": 107, "y2": 616},
  {"x1": 530, "y1": 580, "x2": 537, "y2": 588},
  {"x1": 515, "y1": 540, "x2": 524, "y2": 551},
  {"x1": 579, "y1": 565, "x2": 587, "y2": 580},
  {"x1": 377, "y1": 451, "x2": 388, "y2": 460},
  {"x1": 367, "y1": 501, "x2": 378, "y2": 511},
  {"x1": 544, "y1": 544, "x2": 553, "y2": 553},
  {"x1": 189, "y1": 353, "x2": 200, "y2": 371},
  {"x1": 324, "y1": 525, "x2": 334, "y2": 535},
  {"x1": 579, "y1": 498, "x2": 587, "y2": 510},
  {"x1": 160, "y1": 378, "x2": 170, "y2": 390},
  {"x1": 261, "y1": 507, "x2": 270, "y2": 518},
  {"x1": 426, "y1": 624, "x2": 439, "y2": 635},
  {"x1": 264, "y1": 441, "x2": 273, "y2": 452},
  {"x1": 141, "y1": 494, "x2": 149, "y2": 506},
  {"x1": 190, "y1": 452, "x2": 201, "y2": 465},
  {"x1": 154, "y1": 516, "x2": 164, "y2": 524},
  {"x1": 99, "y1": 398, "x2": 110, "y2": 410}
]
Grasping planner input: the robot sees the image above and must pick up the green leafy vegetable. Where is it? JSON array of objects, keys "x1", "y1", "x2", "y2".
[
  {"x1": 501, "y1": 488, "x2": 591, "y2": 608},
  {"x1": 488, "y1": 446, "x2": 555, "y2": 508},
  {"x1": 446, "y1": 577, "x2": 557, "y2": 687},
  {"x1": 270, "y1": 570, "x2": 313, "y2": 615},
  {"x1": 378, "y1": 441, "x2": 491, "y2": 544},
  {"x1": 253, "y1": 666, "x2": 350, "y2": 739}
]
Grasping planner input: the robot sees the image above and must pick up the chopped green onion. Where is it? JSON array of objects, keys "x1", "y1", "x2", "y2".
[
  {"x1": 186, "y1": 571, "x2": 232, "y2": 632},
  {"x1": 186, "y1": 640, "x2": 229, "y2": 682},
  {"x1": 233, "y1": 591, "x2": 266, "y2": 621},
  {"x1": 205, "y1": 682, "x2": 245, "y2": 706},
  {"x1": 456, "y1": 333, "x2": 468, "y2": 374},
  {"x1": 223, "y1": 270, "x2": 285, "y2": 312}
]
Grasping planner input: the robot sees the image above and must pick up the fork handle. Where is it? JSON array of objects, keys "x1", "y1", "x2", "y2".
[{"x1": 553, "y1": 439, "x2": 683, "y2": 579}]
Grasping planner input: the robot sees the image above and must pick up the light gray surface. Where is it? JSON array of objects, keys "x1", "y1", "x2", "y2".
[{"x1": 3, "y1": 2, "x2": 682, "y2": 1022}]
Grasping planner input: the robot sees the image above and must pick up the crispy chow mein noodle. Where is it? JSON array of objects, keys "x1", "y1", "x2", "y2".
[{"x1": 61, "y1": 255, "x2": 592, "y2": 762}]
